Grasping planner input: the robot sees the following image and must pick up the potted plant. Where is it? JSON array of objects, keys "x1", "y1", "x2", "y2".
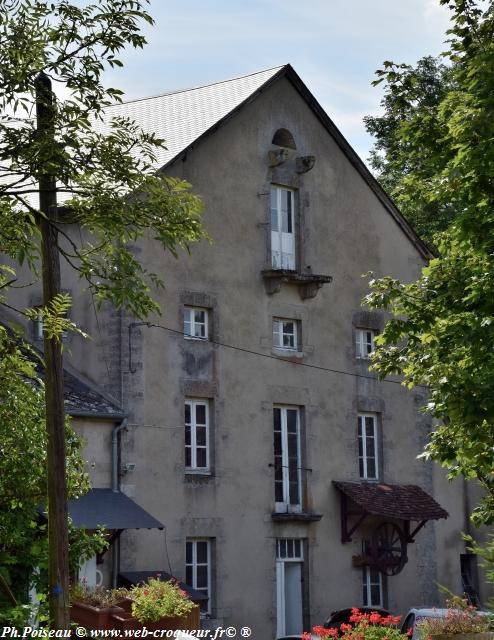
[
  {"x1": 416, "y1": 597, "x2": 493, "y2": 640},
  {"x1": 304, "y1": 608, "x2": 405, "y2": 640},
  {"x1": 121, "y1": 577, "x2": 199, "y2": 631},
  {"x1": 70, "y1": 583, "x2": 127, "y2": 629}
]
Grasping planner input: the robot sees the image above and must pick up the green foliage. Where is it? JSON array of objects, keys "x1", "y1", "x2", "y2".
[
  {"x1": 130, "y1": 578, "x2": 196, "y2": 623},
  {"x1": 416, "y1": 595, "x2": 490, "y2": 639},
  {"x1": 365, "y1": 56, "x2": 458, "y2": 246},
  {"x1": 69, "y1": 584, "x2": 129, "y2": 608},
  {"x1": 365, "y1": 0, "x2": 494, "y2": 525},
  {"x1": 0, "y1": 0, "x2": 206, "y2": 319},
  {"x1": 0, "y1": 326, "x2": 107, "y2": 621},
  {"x1": 464, "y1": 534, "x2": 494, "y2": 608}
]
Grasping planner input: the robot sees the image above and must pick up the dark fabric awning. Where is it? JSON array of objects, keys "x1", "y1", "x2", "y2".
[
  {"x1": 68, "y1": 489, "x2": 164, "y2": 530},
  {"x1": 118, "y1": 571, "x2": 208, "y2": 602},
  {"x1": 333, "y1": 481, "x2": 448, "y2": 520}
]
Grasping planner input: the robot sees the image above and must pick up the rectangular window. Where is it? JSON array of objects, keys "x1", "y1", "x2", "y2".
[
  {"x1": 185, "y1": 399, "x2": 209, "y2": 471},
  {"x1": 185, "y1": 539, "x2": 211, "y2": 614},
  {"x1": 271, "y1": 185, "x2": 296, "y2": 270},
  {"x1": 356, "y1": 329, "x2": 375, "y2": 359},
  {"x1": 184, "y1": 307, "x2": 208, "y2": 340},
  {"x1": 362, "y1": 566, "x2": 383, "y2": 608},
  {"x1": 358, "y1": 413, "x2": 379, "y2": 480},
  {"x1": 274, "y1": 406, "x2": 301, "y2": 511},
  {"x1": 276, "y1": 539, "x2": 304, "y2": 636},
  {"x1": 273, "y1": 318, "x2": 298, "y2": 351}
]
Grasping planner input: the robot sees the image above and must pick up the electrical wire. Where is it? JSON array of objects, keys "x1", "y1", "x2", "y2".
[{"x1": 130, "y1": 321, "x2": 426, "y2": 390}]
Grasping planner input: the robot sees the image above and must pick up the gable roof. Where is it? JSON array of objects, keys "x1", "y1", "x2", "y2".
[
  {"x1": 98, "y1": 64, "x2": 430, "y2": 260},
  {"x1": 96, "y1": 65, "x2": 284, "y2": 170}
]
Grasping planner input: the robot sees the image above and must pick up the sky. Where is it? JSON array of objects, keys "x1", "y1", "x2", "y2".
[{"x1": 103, "y1": 0, "x2": 453, "y2": 163}]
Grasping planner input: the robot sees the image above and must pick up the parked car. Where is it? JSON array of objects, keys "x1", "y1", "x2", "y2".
[
  {"x1": 324, "y1": 607, "x2": 391, "y2": 629},
  {"x1": 400, "y1": 607, "x2": 492, "y2": 640}
]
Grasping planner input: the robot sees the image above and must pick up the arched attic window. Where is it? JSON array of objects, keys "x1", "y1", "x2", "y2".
[{"x1": 272, "y1": 128, "x2": 296, "y2": 150}]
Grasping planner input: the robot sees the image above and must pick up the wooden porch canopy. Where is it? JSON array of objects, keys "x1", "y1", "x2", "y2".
[{"x1": 333, "y1": 481, "x2": 448, "y2": 544}]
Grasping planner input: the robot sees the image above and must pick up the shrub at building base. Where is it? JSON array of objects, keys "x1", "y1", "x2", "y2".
[
  {"x1": 305, "y1": 609, "x2": 404, "y2": 640},
  {"x1": 416, "y1": 597, "x2": 493, "y2": 640}
]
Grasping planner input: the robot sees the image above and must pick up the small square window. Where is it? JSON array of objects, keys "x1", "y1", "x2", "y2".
[
  {"x1": 356, "y1": 329, "x2": 375, "y2": 359},
  {"x1": 273, "y1": 318, "x2": 299, "y2": 351},
  {"x1": 184, "y1": 307, "x2": 208, "y2": 340}
]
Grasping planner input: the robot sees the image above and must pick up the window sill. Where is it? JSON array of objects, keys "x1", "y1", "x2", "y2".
[
  {"x1": 262, "y1": 269, "x2": 332, "y2": 299},
  {"x1": 272, "y1": 348, "x2": 304, "y2": 360},
  {"x1": 185, "y1": 469, "x2": 212, "y2": 476},
  {"x1": 271, "y1": 511, "x2": 323, "y2": 522}
]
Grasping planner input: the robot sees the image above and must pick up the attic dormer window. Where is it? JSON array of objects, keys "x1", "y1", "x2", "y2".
[{"x1": 272, "y1": 128, "x2": 296, "y2": 150}]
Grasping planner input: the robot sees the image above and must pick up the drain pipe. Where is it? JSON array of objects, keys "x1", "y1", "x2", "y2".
[
  {"x1": 111, "y1": 418, "x2": 127, "y2": 587},
  {"x1": 112, "y1": 418, "x2": 127, "y2": 492}
]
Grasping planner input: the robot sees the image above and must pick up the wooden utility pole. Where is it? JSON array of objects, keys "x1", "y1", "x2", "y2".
[{"x1": 35, "y1": 71, "x2": 70, "y2": 629}]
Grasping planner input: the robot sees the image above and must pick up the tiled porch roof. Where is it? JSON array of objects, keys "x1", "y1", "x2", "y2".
[{"x1": 333, "y1": 481, "x2": 448, "y2": 521}]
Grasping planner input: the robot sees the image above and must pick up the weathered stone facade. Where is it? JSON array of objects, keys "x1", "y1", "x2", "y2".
[{"x1": 4, "y1": 65, "x2": 492, "y2": 639}]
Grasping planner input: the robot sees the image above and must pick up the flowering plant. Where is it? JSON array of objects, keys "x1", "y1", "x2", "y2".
[
  {"x1": 416, "y1": 597, "x2": 490, "y2": 639},
  {"x1": 130, "y1": 577, "x2": 196, "y2": 623},
  {"x1": 303, "y1": 608, "x2": 404, "y2": 640}
]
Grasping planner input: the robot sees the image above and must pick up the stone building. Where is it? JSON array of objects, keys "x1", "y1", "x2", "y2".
[{"x1": 3, "y1": 64, "x2": 491, "y2": 638}]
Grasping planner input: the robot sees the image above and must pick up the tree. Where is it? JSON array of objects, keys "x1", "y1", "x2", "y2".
[
  {"x1": 0, "y1": 322, "x2": 105, "y2": 626},
  {"x1": 365, "y1": 0, "x2": 494, "y2": 525},
  {"x1": 0, "y1": 0, "x2": 205, "y2": 627},
  {"x1": 364, "y1": 56, "x2": 458, "y2": 246}
]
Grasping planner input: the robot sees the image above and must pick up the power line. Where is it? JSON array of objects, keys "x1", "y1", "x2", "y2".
[{"x1": 129, "y1": 321, "x2": 426, "y2": 390}]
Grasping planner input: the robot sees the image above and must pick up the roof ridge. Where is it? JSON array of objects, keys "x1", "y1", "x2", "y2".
[{"x1": 107, "y1": 64, "x2": 287, "y2": 108}]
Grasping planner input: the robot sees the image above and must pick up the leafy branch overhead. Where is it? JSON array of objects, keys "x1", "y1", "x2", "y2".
[
  {"x1": 365, "y1": 0, "x2": 494, "y2": 525},
  {"x1": 0, "y1": 0, "x2": 207, "y2": 319}
]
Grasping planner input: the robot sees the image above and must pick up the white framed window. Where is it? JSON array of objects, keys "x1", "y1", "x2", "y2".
[
  {"x1": 273, "y1": 318, "x2": 298, "y2": 351},
  {"x1": 186, "y1": 539, "x2": 211, "y2": 614},
  {"x1": 356, "y1": 329, "x2": 375, "y2": 359},
  {"x1": 184, "y1": 307, "x2": 208, "y2": 340},
  {"x1": 363, "y1": 566, "x2": 383, "y2": 608},
  {"x1": 358, "y1": 413, "x2": 379, "y2": 480},
  {"x1": 276, "y1": 539, "x2": 304, "y2": 636},
  {"x1": 185, "y1": 399, "x2": 209, "y2": 471},
  {"x1": 271, "y1": 185, "x2": 296, "y2": 270},
  {"x1": 273, "y1": 406, "x2": 301, "y2": 512}
]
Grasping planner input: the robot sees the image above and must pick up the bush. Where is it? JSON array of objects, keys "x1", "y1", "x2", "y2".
[
  {"x1": 130, "y1": 577, "x2": 195, "y2": 623},
  {"x1": 305, "y1": 609, "x2": 404, "y2": 640}
]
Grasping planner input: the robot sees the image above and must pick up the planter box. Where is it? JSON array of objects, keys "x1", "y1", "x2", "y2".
[
  {"x1": 431, "y1": 634, "x2": 494, "y2": 640},
  {"x1": 110, "y1": 604, "x2": 200, "y2": 632},
  {"x1": 70, "y1": 602, "x2": 124, "y2": 629}
]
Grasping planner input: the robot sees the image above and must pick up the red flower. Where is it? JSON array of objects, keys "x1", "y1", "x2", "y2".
[
  {"x1": 313, "y1": 627, "x2": 338, "y2": 638},
  {"x1": 143, "y1": 589, "x2": 149, "y2": 596},
  {"x1": 302, "y1": 634, "x2": 312, "y2": 640},
  {"x1": 340, "y1": 624, "x2": 352, "y2": 633},
  {"x1": 369, "y1": 612, "x2": 382, "y2": 624},
  {"x1": 406, "y1": 629, "x2": 413, "y2": 637}
]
